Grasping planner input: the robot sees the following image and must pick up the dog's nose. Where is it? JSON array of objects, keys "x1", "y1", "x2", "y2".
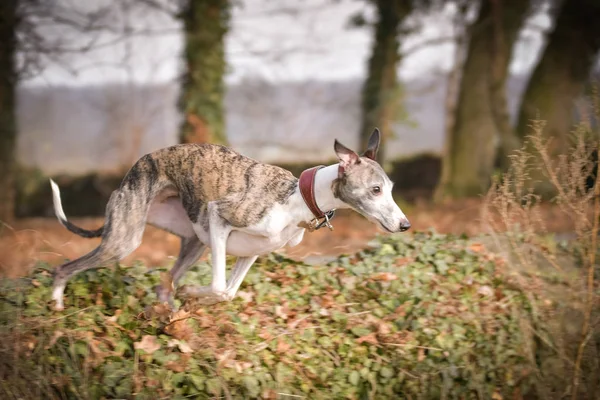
[{"x1": 399, "y1": 220, "x2": 411, "y2": 232}]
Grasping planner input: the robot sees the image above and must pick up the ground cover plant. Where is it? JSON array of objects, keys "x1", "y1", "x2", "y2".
[{"x1": 1, "y1": 231, "x2": 545, "y2": 399}]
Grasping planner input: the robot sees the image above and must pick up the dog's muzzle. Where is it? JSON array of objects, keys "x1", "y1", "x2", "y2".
[{"x1": 399, "y1": 219, "x2": 411, "y2": 232}]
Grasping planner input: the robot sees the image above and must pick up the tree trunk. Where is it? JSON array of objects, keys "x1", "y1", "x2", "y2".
[
  {"x1": 490, "y1": 0, "x2": 531, "y2": 170},
  {"x1": 437, "y1": 0, "x2": 530, "y2": 199},
  {"x1": 0, "y1": 0, "x2": 17, "y2": 224},
  {"x1": 179, "y1": 0, "x2": 230, "y2": 145},
  {"x1": 359, "y1": 0, "x2": 411, "y2": 164},
  {"x1": 517, "y1": 0, "x2": 600, "y2": 153}
]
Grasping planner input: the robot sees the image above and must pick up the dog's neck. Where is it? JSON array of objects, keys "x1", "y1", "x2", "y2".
[{"x1": 292, "y1": 164, "x2": 348, "y2": 225}]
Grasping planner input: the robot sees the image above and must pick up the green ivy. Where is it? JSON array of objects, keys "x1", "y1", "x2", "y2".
[{"x1": 0, "y1": 231, "x2": 542, "y2": 399}]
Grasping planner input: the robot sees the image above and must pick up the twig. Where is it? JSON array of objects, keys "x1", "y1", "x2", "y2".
[{"x1": 571, "y1": 141, "x2": 600, "y2": 400}]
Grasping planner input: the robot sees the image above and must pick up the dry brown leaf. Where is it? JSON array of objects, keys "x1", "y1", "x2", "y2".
[
  {"x1": 356, "y1": 333, "x2": 378, "y2": 345},
  {"x1": 469, "y1": 243, "x2": 485, "y2": 253},
  {"x1": 394, "y1": 257, "x2": 413, "y2": 267},
  {"x1": 275, "y1": 304, "x2": 289, "y2": 320},
  {"x1": 276, "y1": 338, "x2": 291, "y2": 353},
  {"x1": 237, "y1": 290, "x2": 255, "y2": 303},
  {"x1": 165, "y1": 355, "x2": 191, "y2": 373},
  {"x1": 164, "y1": 319, "x2": 194, "y2": 340},
  {"x1": 134, "y1": 335, "x2": 160, "y2": 354},
  {"x1": 258, "y1": 330, "x2": 272, "y2": 340},
  {"x1": 491, "y1": 391, "x2": 503, "y2": 400},
  {"x1": 371, "y1": 272, "x2": 398, "y2": 281},
  {"x1": 299, "y1": 285, "x2": 310, "y2": 295},
  {"x1": 167, "y1": 339, "x2": 194, "y2": 354}
]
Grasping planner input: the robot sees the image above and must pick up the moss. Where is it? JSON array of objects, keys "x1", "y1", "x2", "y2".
[{"x1": 179, "y1": 0, "x2": 231, "y2": 145}]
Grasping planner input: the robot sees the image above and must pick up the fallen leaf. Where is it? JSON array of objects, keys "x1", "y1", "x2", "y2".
[
  {"x1": 237, "y1": 290, "x2": 254, "y2": 303},
  {"x1": 371, "y1": 272, "x2": 398, "y2": 282},
  {"x1": 134, "y1": 335, "x2": 160, "y2": 354},
  {"x1": 477, "y1": 285, "x2": 494, "y2": 297},
  {"x1": 299, "y1": 285, "x2": 310, "y2": 295},
  {"x1": 167, "y1": 339, "x2": 194, "y2": 354},
  {"x1": 276, "y1": 338, "x2": 291, "y2": 353},
  {"x1": 258, "y1": 330, "x2": 272, "y2": 340},
  {"x1": 394, "y1": 257, "x2": 413, "y2": 267},
  {"x1": 469, "y1": 243, "x2": 485, "y2": 253},
  {"x1": 491, "y1": 391, "x2": 503, "y2": 400},
  {"x1": 165, "y1": 354, "x2": 190, "y2": 372},
  {"x1": 275, "y1": 304, "x2": 289, "y2": 320},
  {"x1": 356, "y1": 333, "x2": 378, "y2": 345}
]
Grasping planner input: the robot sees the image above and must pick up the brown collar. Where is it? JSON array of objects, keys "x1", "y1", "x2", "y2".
[{"x1": 299, "y1": 166, "x2": 335, "y2": 231}]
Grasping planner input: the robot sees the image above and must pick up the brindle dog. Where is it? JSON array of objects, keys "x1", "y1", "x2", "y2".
[{"x1": 50, "y1": 128, "x2": 410, "y2": 310}]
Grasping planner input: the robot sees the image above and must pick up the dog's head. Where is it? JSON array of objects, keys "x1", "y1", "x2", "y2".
[{"x1": 332, "y1": 128, "x2": 411, "y2": 233}]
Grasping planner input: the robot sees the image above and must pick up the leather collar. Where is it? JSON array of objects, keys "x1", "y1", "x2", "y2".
[{"x1": 299, "y1": 166, "x2": 335, "y2": 231}]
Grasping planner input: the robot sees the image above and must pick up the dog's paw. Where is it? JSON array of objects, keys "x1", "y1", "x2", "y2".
[
  {"x1": 154, "y1": 284, "x2": 174, "y2": 305},
  {"x1": 52, "y1": 301, "x2": 65, "y2": 312},
  {"x1": 176, "y1": 284, "x2": 207, "y2": 300},
  {"x1": 176, "y1": 285, "x2": 230, "y2": 307}
]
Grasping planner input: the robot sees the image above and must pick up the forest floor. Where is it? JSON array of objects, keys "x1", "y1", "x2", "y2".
[{"x1": 0, "y1": 198, "x2": 577, "y2": 278}]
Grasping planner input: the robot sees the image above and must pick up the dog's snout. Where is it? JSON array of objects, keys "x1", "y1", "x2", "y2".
[{"x1": 399, "y1": 219, "x2": 411, "y2": 232}]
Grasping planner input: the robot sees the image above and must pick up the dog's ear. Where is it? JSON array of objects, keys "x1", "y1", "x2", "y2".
[
  {"x1": 334, "y1": 139, "x2": 359, "y2": 177},
  {"x1": 362, "y1": 128, "x2": 380, "y2": 161}
]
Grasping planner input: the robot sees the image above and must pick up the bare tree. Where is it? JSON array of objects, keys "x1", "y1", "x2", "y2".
[
  {"x1": 517, "y1": 0, "x2": 600, "y2": 195},
  {"x1": 436, "y1": 0, "x2": 532, "y2": 199}
]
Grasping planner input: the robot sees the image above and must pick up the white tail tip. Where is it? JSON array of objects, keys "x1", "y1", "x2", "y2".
[{"x1": 49, "y1": 179, "x2": 67, "y2": 223}]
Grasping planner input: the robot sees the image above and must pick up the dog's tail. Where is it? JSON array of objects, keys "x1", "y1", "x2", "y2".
[{"x1": 50, "y1": 179, "x2": 104, "y2": 238}]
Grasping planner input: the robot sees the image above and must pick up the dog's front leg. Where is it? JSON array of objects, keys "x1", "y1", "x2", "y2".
[
  {"x1": 207, "y1": 202, "x2": 231, "y2": 295},
  {"x1": 225, "y1": 255, "x2": 258, "y2": 299},
  {"x1": 178, "y1": 202, "x2": 231, "y2": 304}
]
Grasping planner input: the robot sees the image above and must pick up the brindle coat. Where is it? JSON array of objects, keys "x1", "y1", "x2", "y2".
[{"x1": 50, "y1": 129, "x2": 410, "y2": 310}]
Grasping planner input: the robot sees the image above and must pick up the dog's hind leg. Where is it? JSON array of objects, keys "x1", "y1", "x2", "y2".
[
  {"x1": 52, "y1": 188, "x2": 149, "y2": 310},
  {"x1": 52, "y1": 247, "x2": 117, "y2": 310},
  {"x1": 146, "y1": 196, "x2": 207, "y2": 304},
  {"x1": 155, "y1": 236, "x2": 206, "y2": 305}
]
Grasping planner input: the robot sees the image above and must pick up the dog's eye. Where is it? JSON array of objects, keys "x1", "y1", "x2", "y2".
[{"x1": 372, "y1": 186, "x2": 381, "y2": 194}]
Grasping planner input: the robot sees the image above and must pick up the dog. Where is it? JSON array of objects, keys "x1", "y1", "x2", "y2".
[{"x1": 49, "y1": 128, "x2": 410, "y2": 310}]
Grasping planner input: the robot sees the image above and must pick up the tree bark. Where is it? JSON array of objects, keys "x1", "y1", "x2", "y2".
[
  {"x1": 0, "y1": 0, "x2": 17, "y2": 223},
  {"x1": 517, "y1": 0, "x2": 600, "y2": 153},
  {"x1": 490, "y1": 0, "x2": 531, "y2": 170},
  {"x1": 437, "y1": 0, "x2": 530, "y2": 199},
  {"x1": 359, "y1": 0, "x2": 411, "y2": 164},
  {"x1": 179, "y1": 0, "x2": 230, "y2": 145}
]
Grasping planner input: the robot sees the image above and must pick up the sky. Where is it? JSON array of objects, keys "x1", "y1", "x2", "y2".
[{"x1": 26, "y1": 0, "x2": 552, "y2": 87}]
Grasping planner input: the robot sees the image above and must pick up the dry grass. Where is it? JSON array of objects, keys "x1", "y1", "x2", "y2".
[{"x1": 482, "y1": 114, "x2": 600, "y2": 399}]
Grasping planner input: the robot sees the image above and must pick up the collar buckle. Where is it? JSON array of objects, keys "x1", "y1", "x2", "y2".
[{"x1": 311, "y1": 210, "x2": 336, "y2": 231}]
